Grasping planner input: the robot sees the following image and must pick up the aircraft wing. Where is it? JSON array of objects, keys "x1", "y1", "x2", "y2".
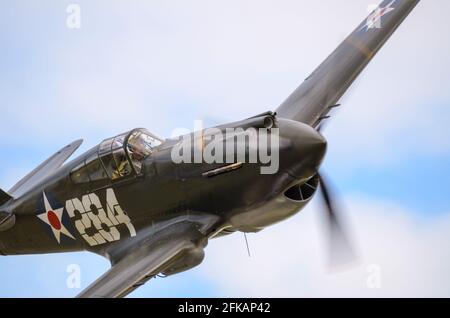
[
  {"x1": 276, "y1": 0, "x2": 420, "y2": 127},
  {"x1": 8, "y1": 139, "x2": 83, "y2": 198},
  {"x1": 0, "y1": 189, "x2": 12, "y2": 207},
  {"x1": 77, "y1": 217, "x2": 216, "y2": 298}
]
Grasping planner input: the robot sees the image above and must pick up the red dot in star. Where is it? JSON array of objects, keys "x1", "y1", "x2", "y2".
[{"x1": 47, "y1": 211, "x2": 61, "y2": 230}]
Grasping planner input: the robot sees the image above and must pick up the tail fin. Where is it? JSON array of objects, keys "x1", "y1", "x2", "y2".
[
  {"x1": 8, "y1": 139, "x2": 83, "y2": 198},
  {"x1": 276, "y1": 0, "x2": 420, "y2": 126}
]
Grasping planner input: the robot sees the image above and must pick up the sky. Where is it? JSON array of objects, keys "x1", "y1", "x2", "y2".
[{"x1": 0, "y1": 0, "x2": 450, "y2": 297}]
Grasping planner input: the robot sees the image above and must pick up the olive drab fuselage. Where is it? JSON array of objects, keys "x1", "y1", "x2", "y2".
[{"x1": 0, "y1": 116, "x2": 326, "y2": 257}]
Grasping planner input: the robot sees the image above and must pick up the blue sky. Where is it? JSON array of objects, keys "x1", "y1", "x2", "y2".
[{"x1": 1, "y1": 0, "x2": 450, "y2": 297}]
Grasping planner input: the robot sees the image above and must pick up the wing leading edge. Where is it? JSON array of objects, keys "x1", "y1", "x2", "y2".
[
  {"x1": 276, "y1": 0, "x2": 420, "y2": 127},
  {"x1": 77, "y1": 215, "x2": 219, "y2": 298},
  {"x1": 77, "y1": 238, "x2": 197, "y2": 298}
]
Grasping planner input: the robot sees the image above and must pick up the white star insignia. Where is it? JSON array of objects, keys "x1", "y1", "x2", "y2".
[
  {"x1": 362, "y1": 0, "x2": 396, "y2": 31},
  {"x1": 37, "y1": 192, "x2": 75, "y2": 244}
]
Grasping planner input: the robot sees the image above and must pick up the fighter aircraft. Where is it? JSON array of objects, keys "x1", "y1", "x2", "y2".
[{"x1": 0, "y1": 0, "x2": 420, "y2": 297}]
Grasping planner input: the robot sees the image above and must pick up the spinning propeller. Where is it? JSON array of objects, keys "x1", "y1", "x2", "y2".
[
  {"x1": 316, "y1": 172, "x2": 356, "y2": 269},
  {"x1": 315, "y1": 120, "x2": 356, "y2": 268}
]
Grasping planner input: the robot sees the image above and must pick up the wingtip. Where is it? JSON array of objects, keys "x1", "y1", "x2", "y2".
[{"x1": 66, "y1": 139, "x2": 83, "y2": 149}]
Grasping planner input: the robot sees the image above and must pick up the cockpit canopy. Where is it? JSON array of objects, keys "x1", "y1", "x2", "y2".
[{"x1": 71, "y1": 129, "x2": 163, "y2": 184}]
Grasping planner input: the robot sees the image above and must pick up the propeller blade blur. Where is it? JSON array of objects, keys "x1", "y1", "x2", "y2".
[{"x1": 317, "y1": 173, "x2": 356, "y2": 269}]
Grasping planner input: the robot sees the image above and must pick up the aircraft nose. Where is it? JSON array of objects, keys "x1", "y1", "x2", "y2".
[
  {"x1": 296, "y1": 126, "x2": 327, "y2": 159},
  {"x1": 278, "y1": 119, "x2": 327, "y2": 179}
]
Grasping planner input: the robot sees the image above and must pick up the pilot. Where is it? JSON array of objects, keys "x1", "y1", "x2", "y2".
[
  {"x1": 128, "y1": 139, "x2": 146, "y2": 161},
  {"x1": 112, "y1": 152, "x2": 131, "y2": 180}
]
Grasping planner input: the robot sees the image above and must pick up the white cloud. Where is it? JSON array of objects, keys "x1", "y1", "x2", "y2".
[
  {"x1": 199, "y1": 196, "x2": 450, "y2": 297},
  {"x1": 1, "y1": 0, "x2": 450, "y2": 297},
  {"x1": 326, "y1": 0, "x2": 450, "y2": 166},
  {"x1": 3, "y1": 0, "x2": 449, "y2": 168}
]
